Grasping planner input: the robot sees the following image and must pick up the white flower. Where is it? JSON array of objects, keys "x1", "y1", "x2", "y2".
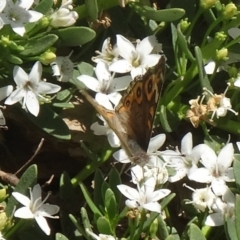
[
  {"x1": 0, "y1": 85, "x2": 14, "y2": 125},
  {"x1": 188, "y1": 143, "x2": 234, "y2": 196},
  {"x1": 85, "y1": 228, "x2": 116, "y2": 240},
  {"x1": 12, "y1": 184, "x2": 60, "y2": 235},
  {"x1": 92, "y1": 37, "x2": 119, "y2": 64},
  {"x1": 205, "y1": 187, "x2": 235, "y2": 226},
  {"x1": 90, "y1": 115, "x2": 121, "y2": 148},
  {"x1": 5, "y1": 61, "x2": 61, "y2": 116},
  {"x1": 185, "y1": 185, "x2": 216, "y2": 212},
  {"x1": 117, "y1": 177, "x2": 170, "y2": 213},
  {"x1": 50, "y1": 0, "x2": 78, "y2": 28},
  {"x1": 113, "y1": 133, "x2": 166, "y2": 164},
  {"x1": 109, "y1": 35, "x2": 161, "y2": 78},
  {"x1": 78, "y1": 61, "x2": 132, "y2": 109},
  {"x1": 162, "y1": 132, "x2": 205, "y2": 182},
  {"x1": 0, "y1": 232, "x2": 5, "y2": 240},
  {"x1": 0, "y1": 0, "x2": 43, "y2": 36},
  {"x1": 51, "y1": 55, "x2": 74, "y2": 82}
]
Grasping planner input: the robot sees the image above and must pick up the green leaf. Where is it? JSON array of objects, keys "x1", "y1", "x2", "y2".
[
  {"x1": 177, "y1": 29, "x2": 195, "y2": 62},
  {"x1": 6, "y1": 165, "x2": 38, "y2": 217},
  {"x1": 52, "y1": 102, "x2": 74, "y2": 108},
  {"x1": 26, "y1": 105, "x2": 71, "y2": 140},
  {"x1": 225, "y1": 217, "x2": 238, "y2": 240},
  {"x1": 69, "y1": 213, "x2": 86, "y2": 238},
  {"x1": 105, "y1": 189, "x2": 117, "y2": 221},
  {"x1": 108, "y1": 167, "x2": 122, "y2": 205},
  {"x1": 234, "y1": 195, "x2": 240, "y2": 240},
  {"x1": 195, "y1": 46, "x2": 213, "y2": 94},
  {"x1": 93, "y1": 170, "x2": 105, "y2": 210},
  {"x1": 141, "y1": 7, "x2": 185, "y2": 22},
  {"x1": 85, "y1": 0, "x2": 98, "y2": 21},
  {"x1": 56, "y1": 89, "x2": 73, "y2": 101},
  {"x1": 188, "y1": 224, "x2": 206, "y2": 240},
  {"x1": 234, "y1": 154, "x2": 240, "y2": 191},
  {"x1": 96, "y1": 216, "x2": 114, "y2": 235},
  {"x1": 159, "y1": 105, "x2": 173, "y2": 132},
  {"x1": 34, "y1": 0, "x2": 53, "y2": 14},
  {"x1": 59, "y1": 172, "x2": 76, "y2": 201},
  {"x1": 20, "y1": 34, "x2": 58, "y2": 56},
  {"x1": 54, "y1": 27, "x2": 96, "y2": 46},
  {"x1": 79, "y1": 183, "x2": 102, "y2": 217},
  {"x1": 55, "y1": 233, "x2": 69, "y2": 240}
]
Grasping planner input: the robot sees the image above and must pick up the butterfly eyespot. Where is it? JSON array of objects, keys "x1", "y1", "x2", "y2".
[
  {"x1": 136, "y1": 87, "x2": 142, "y2": 97},
  {"x1": 147, "y1": 79, "x2": 153, "y2": 93},
  {"x1": 125, "y1": 99, "x2": 131, "y2": 107}
]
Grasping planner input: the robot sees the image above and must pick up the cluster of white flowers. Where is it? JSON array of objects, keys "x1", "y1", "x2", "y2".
[
  {"x1": 76, "y1": 34, "x2": 239, "y2": 227},
  {"x1": 0, "y1": 0, "x2": 78, "y2": 36}
]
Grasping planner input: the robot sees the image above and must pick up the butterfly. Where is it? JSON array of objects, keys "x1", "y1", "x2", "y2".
[{"x1": 80, "y1": 56, "x2": 166, "y2": 165}]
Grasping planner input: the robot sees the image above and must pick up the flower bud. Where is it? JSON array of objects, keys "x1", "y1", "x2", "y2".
[
  {"x1": 180, "y1": 18, "x2": 190, "y2": 32},
  {"x1": 0, "y1": 189, "x2": 7, "y2": 202},
  {"x1": 50, "y1": 8, "x2": 78, "y2": 28},
  {"x1": 200, "y1": 0, "x2": 217, "y2": 9},
  {"x1": 223, "y1": 3, "x2": 237, "y2": 19},
  {"x1": 229, "y1": 65, "x2": 238, "y2": 78},
  {"x1": 215, "y1": 31, "x2": 227, "y2": 42},
  {"x1": 216, "y1": 48, "x2": 228, "y2": 61},
  {"x1": 39, "y1": 49, "x2": 56, "y2": 64}
]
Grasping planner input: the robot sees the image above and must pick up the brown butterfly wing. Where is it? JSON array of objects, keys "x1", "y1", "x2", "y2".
[{"x1": 115, "y1": 56, "x2": 166, "y2": 151}]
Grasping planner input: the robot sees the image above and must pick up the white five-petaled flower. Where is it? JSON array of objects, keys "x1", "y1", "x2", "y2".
[
  {"x1": 51, "y1": 55, "x2": 74, "y2": 82},
  {"x1": 5, "y1": 61, "x2": 61, "y2": 117},
  {"x1": 78, "y1": 61, "x2": 132, "y2": 109},
  {"x1": 205, "y1": 187, "x2": 235, "y2": 226},
  {"x1": 109, "y1": 35, "x2": 161, "y2": 78},
  {"x1": 90, "y1": 115, "x2": 121, "y2": 148},
  {"x1": 162, "y1": 132, "x2": 205, "y2": 182},
  {"x1": 113, "y1": 133, "x2": 166, "y2": 164},
  {"x1": 50, "y1": 0, "x2": 78, "y2": 28},
  {"x1": 184, "y1": 185, "x2": 216, "y2": 212},
  {"x1": 12, "y1": 184, "x2": 60, "y2": 235},
  {"x1": 188, "y1": 143, "x2": 234, "y2": 196},
  {"x1": 0, "y1": 0, "x2": 43, "y2": 36},
  {"x1": 117, "y1": 177, "x2": 170, "y2": 213}
]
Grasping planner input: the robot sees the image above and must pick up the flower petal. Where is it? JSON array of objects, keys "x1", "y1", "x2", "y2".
[
  {"x1": 13, "y1": 66, "x2": 28, "y2": 87},
  {"x1": 107, "y1": 131, "x2": 121, "y2": 148},
  {"x1": 36, "y1": 82, "x2": 61, "y2": 94},
  {"x1": 29, "y1": 61, "x2": 42, "y2": 85},
  {"x1": 143, "y1": 202, "x2": 161, "y2": 213},
  {"x1": 117, "y1": 184, "x2": 139, "y2": 200},
  {"x1": 4, "y1": 88, "x2": 26, "y2": 105},
  {"x1": 95, "y1": 93, "x2": 113, "y2": 109},
  {"x1": 113, "y1": 149, "x2": 130, "y2": 163},
  {"x1": 35, "y1": 215, "x2": 51, "y2": 235},
  {"x1": 90, "y1": 122, "x2": 108, "y2": 135},
  {"x1": 40, "y1": 204, "x2": 60, "y2": 216},
  {"x1": 116, "y1": 35, "x2": 136, "y2": 60},
  {"x1": 26, "y1": 91, "x2": 39, "y2": 116},
  {"x1": 147, "y1": 134, "x2": 166, "y2": 153},
  {"x1": 217, "y1": 143, "x2": 233, "y2": 171},
  {"x1": 14, "y1": 207, "x2": 34, "y2": 219},
  {"x1": 0, "y1": 85, "x2": 13, "y2": 101},
  {"x1": 109, "y1": 59, "x2": 132, "y2": 73},
  {"x1": 188, "y1": 168, "x2": 213, "y2": 183},
  {"x1": 205, "y1": 213, "x2": 223, "y2": 226},
  {"x1": 12, "y1": 192, "x2": 31, "y2": 207},
  {"x1": 199, "y1": 145, "x2": 217, "y2": 169},
  {"x1": 136, "y1": 35, "x2": 156, "y2": 56},
  {"x1": 181, "y1": 132, "x2": 192, "y2": 155},
  {"x1": 77, "y1": 75, "x2": 100, "y2": 92},
  {"x1": 95, "y1": 61, "x2": 111, "y2": 82}
]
